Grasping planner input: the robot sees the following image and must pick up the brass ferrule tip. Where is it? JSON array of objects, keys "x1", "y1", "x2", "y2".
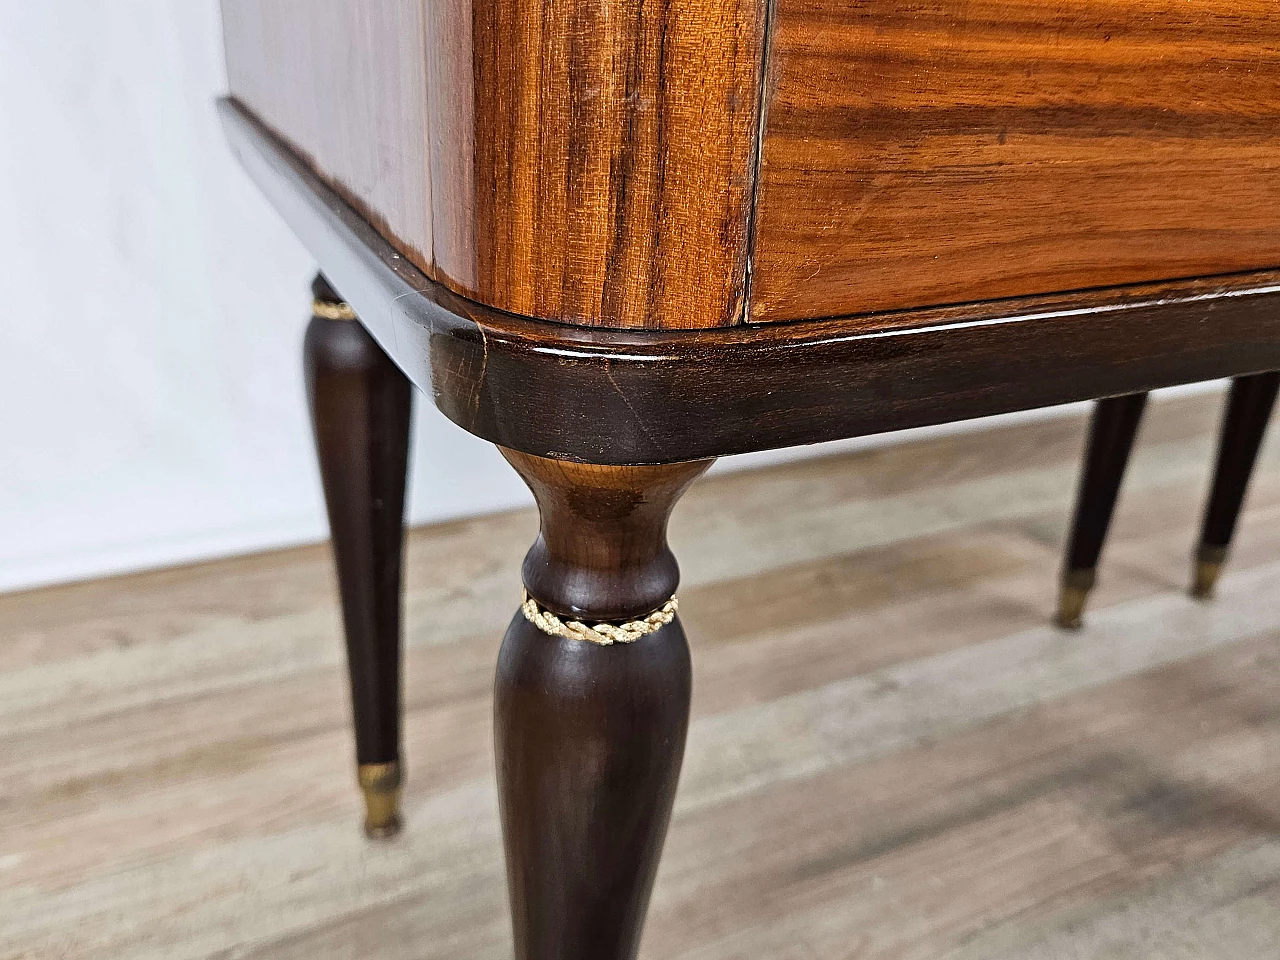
[
  {"x1": 357, "y1": 761, "x2": 403, "y2": 839},
  {"x1": 1056, "y1": 568, "x2": 1096, "y2": 630},
  {"x1": 1191, "y1": 545, "x2": 1228, "y2": 601}
]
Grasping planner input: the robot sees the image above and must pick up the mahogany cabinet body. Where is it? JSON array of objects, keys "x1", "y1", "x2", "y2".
[
  {"x1": 221, "y1": 0, "x2": 764, "y2": 330},
  {"x1": 222, "y1": 0, "x2": 1280, "y2": 329}
]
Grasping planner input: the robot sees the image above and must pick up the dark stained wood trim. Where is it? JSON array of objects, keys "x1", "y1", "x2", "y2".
[
  {"x1": 1199, "y1": 372, "x2": 1280, "y2": 553},
  {"x1": 303, "y1": 285, "x2": 413, "y2": 837},
  {"x1": 494, "y1": 453, "x2": 705, "y2": 958},
  {"x1": 222, "y1": 98, "x2": 1280, "y2": 466},
  {"x1": 1055, "y1": 392, "x2": 1150, "y2": 629}
]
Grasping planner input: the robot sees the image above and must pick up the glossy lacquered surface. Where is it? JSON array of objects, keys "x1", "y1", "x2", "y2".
[
  {"x1": 1057, "y1": 392, "x2": 1148, "y2": 627},
  {"x1": 502, "y1": 452, "x2": 713, "y2": 620},
  {"x1": 495, "y1": 616, "x2": 691, "y2": 960},
  {"x1": 222, "y1": 100, "x2": 1280, "y2": 465},
  {"x1": 1200, "y1": 372, "x2": 1280, "y2": 554},
  {"x1": 221, "y1": 1, "x2": 435, "y2": 269},
  {"x1": 222, "y1": 0, "x2": 1280, "y2": 328},
  {"x1": 221, "y1": 0, "x2": 765, "y2": 330},
  {"x1": 1063, "y1": 394, "x2": 1149, "y2": 582},
  {"x1": 494, "y1": 453, "x2": 704, "y2": 960},
  {"x1": 303, "y1": 281, "x2": 412, "y2": 769},
  {"x1": 751, "y1": 0, "x2": 1280, "y2": 321}
]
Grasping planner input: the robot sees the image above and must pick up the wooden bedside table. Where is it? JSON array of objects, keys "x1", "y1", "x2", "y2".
[{"x1": 218, "y1": 1, "x2": 1280, "y2": 956}]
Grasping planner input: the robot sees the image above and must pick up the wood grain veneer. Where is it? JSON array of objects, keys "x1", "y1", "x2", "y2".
[
  {"x1": 750, "y1": 0, "x2": 1280, "y2": 321},
  {"x1": 221, "y1": 0, "x2": 766, "y2": 330},
  {"x1": 221, "y1": 0, "x2": 435, "y2": 268}
]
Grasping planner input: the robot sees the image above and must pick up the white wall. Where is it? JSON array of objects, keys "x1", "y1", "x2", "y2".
[
  {"x1": 0, "y1": 2, "x2": 1221, "y2": 594},
  {"x1": 0, "y1": 1, "x2": 535, "y2": 593}
]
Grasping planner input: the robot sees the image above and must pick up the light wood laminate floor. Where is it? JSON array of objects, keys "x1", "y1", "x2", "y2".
[{"x1": 4, "y1": 391, "x2": 1280, "y2": 959}]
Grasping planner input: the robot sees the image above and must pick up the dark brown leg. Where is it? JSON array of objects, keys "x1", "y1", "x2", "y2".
[
  {"x1": 304, "y1": 274, "x2": 413, "y2": 838},
  {"x1": 1057, "y1": 392, "x2": 1149, "y2": 629},
  {"x1": 495, "y1": 450, "x2": 712, "y2": 960},
  {"x1": 1192, "y1": 371, "x2": 1280, "y2": 599}
]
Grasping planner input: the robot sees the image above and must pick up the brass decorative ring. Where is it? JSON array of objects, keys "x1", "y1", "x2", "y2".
[
  {"x1": 313, "y1": 298, "x2": 358, "y2": 321},
  {"x1": 520, "y1": 589, "x2": 678, "y2": 646}
]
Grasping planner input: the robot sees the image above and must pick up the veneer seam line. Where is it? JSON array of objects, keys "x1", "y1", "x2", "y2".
[{"x1": 741, "y1": 0, "x2": 779, "y2": 325}]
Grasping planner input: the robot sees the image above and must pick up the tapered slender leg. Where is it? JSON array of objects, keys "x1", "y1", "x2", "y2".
[
  {"x1": 1192, "y1": 371, "x2": 1280, "y2": 599},
  {"x1": 495, "y1": 450, "x2": 713, "y2": 960},
  {"x1": 1057, "y1": 392, "x2": 1150, "y2": 629},
  {"x1": 304, "y1": 273, "x2": 413, "y2": 838}
]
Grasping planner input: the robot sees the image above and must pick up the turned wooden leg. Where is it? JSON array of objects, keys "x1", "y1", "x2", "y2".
[
  {"x1": 494, "y1": 450, "x2": 712, "y2": 960},
  {"x1": 304, "y1": 273, "x2": 413, "y2": 838},
  {"x1": 1057, "y1": 392, "x2": 1149, "y2": 629},
  {"x1": 1192, "y1": 371, "x2": 1280, "y2": 599}
]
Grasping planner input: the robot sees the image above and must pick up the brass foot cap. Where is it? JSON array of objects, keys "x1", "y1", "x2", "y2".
[
  {"x1": 358, "y1": 761, "x2": 403, "y2": 840},
  {"x1": 1191, "y1": 546, "x2": 1228, "y2": 601},
  {"x1": 1056, "y1": 568, "x2": 1096, "y2": 631}
]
